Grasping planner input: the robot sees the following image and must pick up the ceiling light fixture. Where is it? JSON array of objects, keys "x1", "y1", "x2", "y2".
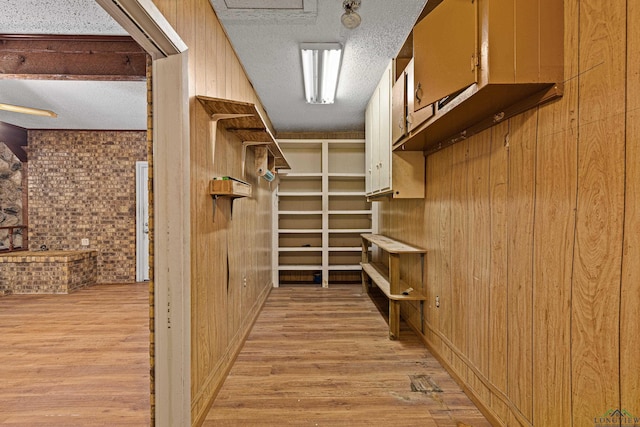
[
  {"x1": 341, "y1": 0, "x2": 361, "y2": 29},
  {"x1": 300, "y1": 43, "x2": 343, "y2": 104},
  {"x1": 0, "y1": 103, "x2": 57, "y2": 118}
]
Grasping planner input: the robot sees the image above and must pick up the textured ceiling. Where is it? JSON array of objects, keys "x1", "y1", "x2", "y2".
[
  {"x1": 0, "y1": 0, "x2": 426, "y2": 133},
  {"x1": 209, "y1": 0, "x2": 426, "y2": 132},
  {"x1": 0, "y1": 0, "x2": 147, "y2": 130}
]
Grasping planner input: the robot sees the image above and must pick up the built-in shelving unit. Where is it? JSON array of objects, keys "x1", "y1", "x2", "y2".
[{"x1": 273, "y1": 139, "x2": 377, "y2": 287}]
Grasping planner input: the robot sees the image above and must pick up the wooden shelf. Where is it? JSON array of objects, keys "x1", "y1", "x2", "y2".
[
  {"x1": 273, "y1": 139, "x2": 377, "y2": 287},
  {"x1": 208, "y1": 179, "x2": 252, "y2": 198},
  {"x1": 360, "y1": 233, "x2": 426, "y2": 340},
  {"x1": 196, "y1": 95, "x2": 290, "y2": 169},
  {"x1": 360, "y1": 262, "x2": 426, "y2": 301},
  {"x1": 360, "y1": 233, "x2": 426, "y2": 254}
]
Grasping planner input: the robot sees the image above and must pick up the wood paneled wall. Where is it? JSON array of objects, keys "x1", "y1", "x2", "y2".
[
  {"x1": 380, "y1": 1, "x2": 639, "y2": 425},
  {"x1": 151, "y1": 1, "x2": 275, "y2": 425}
]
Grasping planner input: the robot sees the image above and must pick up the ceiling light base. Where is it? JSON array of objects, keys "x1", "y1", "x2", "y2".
[{"x1": 341, "y1": 0, "x2": 362, "y2": 29}]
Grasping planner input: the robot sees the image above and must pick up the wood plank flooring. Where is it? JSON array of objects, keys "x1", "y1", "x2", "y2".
[
  {"x1": 205, "y1": 285, "x2": 491, "y2": 427},
  {"x1": 0, "y1": 283, "x2": 150, "y2": 426}
]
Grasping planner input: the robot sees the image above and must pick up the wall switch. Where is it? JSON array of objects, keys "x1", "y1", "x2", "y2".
[{"x1": 81, "y1": 238, "x2": 90, "y2": 246}]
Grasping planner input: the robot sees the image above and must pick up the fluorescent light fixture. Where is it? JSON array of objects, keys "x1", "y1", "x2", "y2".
[
  {"x1": 0, "y1": 103, "x2": 57, "y2": 118},
  {"x1": 300, "y1": 43, "x2": 343, "y2": 104}
]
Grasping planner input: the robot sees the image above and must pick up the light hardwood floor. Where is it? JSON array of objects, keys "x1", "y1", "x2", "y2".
[
  {"x1": 0, "y1": 283, "x2": 150, "y2": 426},
  {"x1": 206, "y1": 285, "x2": 491, "y2": 426}
]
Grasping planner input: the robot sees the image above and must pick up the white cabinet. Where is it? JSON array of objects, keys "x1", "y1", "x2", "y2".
[
  {"x1": 366, "y1": 62, "x2": 392, "y2": 195},
  {"x1": 366, "y1": 61, "x2": 425, "y2": 199},
  {"x1": 273, "y1": 139, "x2": 377, "y2": 287}
]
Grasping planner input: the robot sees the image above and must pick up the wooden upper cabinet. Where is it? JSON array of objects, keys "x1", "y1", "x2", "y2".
[
  {"x1": 412, "y1": 0, "x2": 477, "y2": 112},
  {"x1": 396, "y1": 0, "x2": 563, "y2": 153}
]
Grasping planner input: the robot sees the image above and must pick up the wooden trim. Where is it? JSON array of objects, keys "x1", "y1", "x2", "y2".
[
  {"x1": 0, "y1": 35, "x2": 147, "y2": 80},
  {"x1": 152, "y1": 51, "x2": 191, "y2": 427},
  {"x1": 405, "y1": 317, "x2": 533, "y2": 427},
  {"x1": 0, "y1": 121, "x2": 27, "y2": 162},
  {"x1": 191, "y1": 283, "x2": 272, "y2": 427}
]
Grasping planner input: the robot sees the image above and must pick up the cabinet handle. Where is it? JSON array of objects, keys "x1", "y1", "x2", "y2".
[
  {"x1": 415, "y1": 82, "x2": 423, "y2": 105},
  {"x1": 406, "y1": 113, "x2": 413, "y2": 126}
]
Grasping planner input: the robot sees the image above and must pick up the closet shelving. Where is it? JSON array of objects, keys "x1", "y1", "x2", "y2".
[{"x1": 273, "y1": 139, "x2": 377, "y2": 287}]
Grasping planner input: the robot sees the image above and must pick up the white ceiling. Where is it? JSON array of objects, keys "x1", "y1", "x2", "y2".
[
  {"x1": 210, "y1": 0, "x2": 426, "y2": 132},
  {"x1": 0, "y1": 0, "x2": 426, "y2": 133},
  {"x1": 0, "y1": 0, "x2": 145, "y2": 130}
]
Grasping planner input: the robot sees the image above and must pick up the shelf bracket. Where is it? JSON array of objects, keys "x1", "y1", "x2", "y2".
[
  {"x1": 241, "y1": 141, "x2": 271, "y2": 179},
  {"x1": 209, "y1": 113, "x2": 253, "y2": 167},
  {"x1": 211, "y1": 194, "x2": 240, "y2": 222},
  {"x1": 211, "y1": 195, "x2": 218, "y2": 222}
]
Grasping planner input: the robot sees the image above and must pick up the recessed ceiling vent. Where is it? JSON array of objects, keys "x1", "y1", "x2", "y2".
[{"x1": 210, "y1": 0, "x2": 317, "y2": 22}]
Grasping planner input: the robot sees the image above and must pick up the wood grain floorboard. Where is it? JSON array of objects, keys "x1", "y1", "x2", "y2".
[
  {"x1": 0, "y1": 283, "x2": 150, "y2": 426},
  {"x1": 205, "y1": 285, "x2": 491, "y2": 427}
]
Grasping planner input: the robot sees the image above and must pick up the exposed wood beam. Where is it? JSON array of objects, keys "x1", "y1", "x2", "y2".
[
  {"x1": 0, "y1": 35, "x2": 147, "y2": 81},
  {"x1": 0, "y1": 121, "x2": 28, "y2": 162}
]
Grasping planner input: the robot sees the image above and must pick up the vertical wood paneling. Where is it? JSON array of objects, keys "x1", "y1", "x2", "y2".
[
  {"x1": 488, "y1": 121, "x2": 509, "y2": 422},
  {"x1": 436, "y1": 148, "x2": 453, "y2": 364},
  {"x1": 506, "y1": 110, "x2": 537, "y2": 422},
  {"x1": 621, "y1": 0, "x2": 640, "y2": 417},
  {"x1": 467, "y1": 129, "x2": 491, "y2": 402},
  {"x1": 425, "y1": 148, "x2": 452, "y2": 354},
  {"x1": 450, "y1": 140, "x2": 469, "y2": 380},
  {"x1": 531, "y1": 0, "x2": 579, "y2": 424},
  {"x1": 379, "y1": 2, "x2": 637, "y2": 426},
  {"x1": 571, "y1": 0, "x2": 625, "y2": 423},
  {"x1": 151, "y1": 0, "x2": 278, "y2": 424}
]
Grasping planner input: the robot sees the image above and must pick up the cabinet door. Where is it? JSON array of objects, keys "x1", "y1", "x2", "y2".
[
  {"x1": 391, "y1": 69, "x2": 407, "y2": 144},
  {"x1": 413, "y1": 0, "x2": 477, "y2": 111},
  {"x1": 365, "y1": 96, "x2": 374, "y2": 194},
  {"x1": 370, "y1": 86, "x2": 381, "y2": 192},
  {"x1": 377, "y1": 65, "x2": 392, "y2": 192}
]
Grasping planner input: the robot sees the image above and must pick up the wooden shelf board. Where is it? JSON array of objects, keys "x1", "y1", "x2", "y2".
[
  {"x1": 361, "y1": 262, "x2": 426, "y2": 301},
  {"x1": 328, "y1": 192, "x2": 367, "y2": 196},
  {"x1": 278, "y1": 229, "x2": 323, "y2": 234},
  {"x1": 277, "y1": 191, "x2": 322, "y2": 197},
  {"x1": 196, "y1": 95, "x2": 290, "y2": 169},
  {"x1": 361, "y1": 233, "x2": 426, "y2": 254},
  {"x1": 328, "y1": 265, "x2": 362, "y2": 271},
  {"x1": 329, "y1": 210, "x2": 372, "y2": 215},
  {"x1": 328, "y1": 247, "x2": 363, "y2": 252},
  {"x1": 279, "y1": 247, "x2": 322, "y2": 252},
  {"x1": 281, "y1": 173, "x2": 323, "y2": 178},
  {"x1": 330, "y1": 229, "x2": 372, "y2": 234},
  {"x1": 279, "y1": 210, "x2": 323, "y2": 215},
  {"x1": 328, "y1": 173, "x2": 366, "y2": 178},
  {"x1": 278, "y1": 265, "x2": 322, "y2": 271}
]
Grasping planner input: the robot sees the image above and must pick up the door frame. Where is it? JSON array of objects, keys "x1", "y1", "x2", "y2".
[
  {"x1": 96, "y1": 1, "x2": 190, "y2": 426},
  {"x1": 135, "y1": 160, "x2": 149, "y2": 282}
]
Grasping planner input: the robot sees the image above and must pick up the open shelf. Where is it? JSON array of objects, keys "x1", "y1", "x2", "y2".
[
  {"x1": 209, "y1": 178, "x2": 252, "y2": 198},
  {"x1": 273, "y1": 139, "x2": 377, "y2": 287},
  {"x1": 196, "y1": 95, "x2": 290, "y2": 169}
]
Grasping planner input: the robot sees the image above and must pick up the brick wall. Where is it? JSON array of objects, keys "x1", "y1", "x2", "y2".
[{"x1": 27, "y1": 131, "x2": 147, "y2": 283}]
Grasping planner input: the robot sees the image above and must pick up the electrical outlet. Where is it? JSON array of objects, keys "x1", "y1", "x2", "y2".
[
  {"x1": 435, "y1": 295, "x2": 440, "y2": 308},
  {"x1": 81, "y1": 238, "x2": 89, "y2": 246}
]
